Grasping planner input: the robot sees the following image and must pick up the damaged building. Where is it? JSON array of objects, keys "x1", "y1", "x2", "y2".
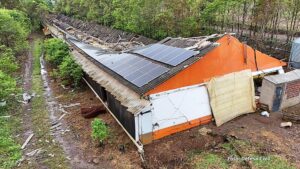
[{"x1": 42, "y1": 15, "x2": 286, "y2": 147}]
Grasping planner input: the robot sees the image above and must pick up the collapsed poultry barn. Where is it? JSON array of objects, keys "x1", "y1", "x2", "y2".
[{"x1": 42, "y1": 15, "x2": 286, "y2": 148}]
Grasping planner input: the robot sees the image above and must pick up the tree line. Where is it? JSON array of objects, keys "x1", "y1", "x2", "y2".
[
  {"x1": 53, "y1": 0, "x2": 300, "y2": 43},
  {"x1": 0, "y1": 0, "x2": 51, "y2": 101}
]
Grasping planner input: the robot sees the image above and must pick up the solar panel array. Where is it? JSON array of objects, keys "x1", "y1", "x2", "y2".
[
  {"x1": 133, "y1": 44, "x2": 198, "y2": 66},
  {"x1": 70, "y1": 39, "x2": 170, "y2": 87}
]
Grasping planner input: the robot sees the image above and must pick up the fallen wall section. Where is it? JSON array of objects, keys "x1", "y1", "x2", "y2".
[{"x1": 207, "y1": 69, "x2": 256, "y2": 126}]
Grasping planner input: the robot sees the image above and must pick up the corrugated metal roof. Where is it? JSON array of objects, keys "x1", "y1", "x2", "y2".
[
  {"x1": 265, "y1": 69, "x2": 300, "y2": 84},
  {"x1": 160, "y1": 37, "x2": 201, "y2": 48},
  {"x1": 54, "y1": 14, "x2": 156, "y2": 45}
]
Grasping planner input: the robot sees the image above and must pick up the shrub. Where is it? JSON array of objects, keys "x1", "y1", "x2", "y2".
[
  {"x1": 0, "y1": 71, "x2": 17, "y2": 100},
  {"x1": 0, "y1": 46, "x2": 18, "y2": 76},
  {"x1": 58, "y1": 55, "x2": 83, "y2": 87},
  {"x1": 44, "y1": 38, "x2": 69, "y2": 66},
  {"x1": 0, "y1": 9, "x2": 30, "y2": 53},
  {"x1": 91, "y1": 119, "x2": 109, "y2": 144}
]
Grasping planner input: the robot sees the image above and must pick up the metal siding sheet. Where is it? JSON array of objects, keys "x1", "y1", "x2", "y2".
[
  {"x1": 107, "y1": 92, "x2": 135, "y2": 138},
  {"x1": 290, "y1": 39, "x2": 300, "y2": 68},
  {"x1": 150, "y1": 85, "x2": 212, "y2": 131},
  {"x1": 207, "y1": 70, "x2": 256, "y2": 126}
]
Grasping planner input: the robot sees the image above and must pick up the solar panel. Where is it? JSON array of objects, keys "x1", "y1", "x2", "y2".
[
  {"x1": 69, "y1": 39, "x2": 169, "y2": 87},
  {"x1": 133, "y1": 44, "x2": 198, "y2": 66}
]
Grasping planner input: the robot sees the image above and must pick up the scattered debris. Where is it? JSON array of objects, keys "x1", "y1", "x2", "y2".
[
  {"x1": 198, "y1": 127, "x2": 212, "y2": 136},
  {"x1": 58, "y1": 113, "x2": 66, "y2": 121},
  {"x1": 21, "y1": 134, "x2": 34, "y2": 149},
  {"x1": 17, "y1": 100, "x2": 27, "y2": 104},
  {"x1": 31, "y1": 92, "x2": 36, "y2": 97},
  {"x1": 61, "y1": 84, "x2": 68, "y2": 89},
  {"x1": 92, "y1": 158, "x2": 100, "y2": 164},
  {"x1": 16, "y1": 156, "x2": 25, "y2": 167},
  {"x1": 26, "y1": 148, "x2": 42, "y2": 157},
  {"x1": 23, "y1": 93, "x2": 32, "y2": 103},
  {"x1": 280, "y1": 122, "x2": 292, "y2": 128},
  {"x1": 60, "y1": 103, "x2": 80, "y2": 108},
  {"x1": 261, "y1": 111, "x2": 270, "y2": 117},
  {"x1": 119, "y1": 144, "x2": 126, "y2": 153},
  {"x1": 50, "y1": 123, "x2": 61, "y2": 130},
  {"x1": 257, "y1": 103, "x2": 269, "y2": 112},
  {"x1": 48, "y1": 153, "x2": 55, "y2": 157},
  {"x1": 55, "y1": 95, "x2": 63, "y2": 99},
  {"x1": 59, "y1": 108, "x2": 69, "y2": 114}
]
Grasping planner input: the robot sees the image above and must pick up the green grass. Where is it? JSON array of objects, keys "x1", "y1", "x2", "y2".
[
  {"x1": 252, "y1": 155, "x2": 296, "y2": 169},
  {"x1": 189, "y1": 139, "x2": 296, "y2": 169},
  {"x1": 0, "y1": 99, "x2": 22, "y2": 169},
  {"x1": 33, "y1": 39, "x2": 43, "y2": 76},
  {"x1": 192, "y1": 152, "x2": 229, "y2": 169}
]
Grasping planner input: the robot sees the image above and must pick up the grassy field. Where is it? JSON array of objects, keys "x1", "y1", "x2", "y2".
[
  {"x1": 0, "y1": 100, "x2": 22, "y2": 168},
  {"x1": 189, "y1": 139, "x2": 296, "y2": 169}
]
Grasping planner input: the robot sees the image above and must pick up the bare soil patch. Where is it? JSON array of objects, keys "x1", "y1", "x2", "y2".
[
  {"x1": 43, "y1": 60, "x2": 299, "y2": 169},
  {"x1": 46, "y1": 72, "x2": 141, "y2": 168}
]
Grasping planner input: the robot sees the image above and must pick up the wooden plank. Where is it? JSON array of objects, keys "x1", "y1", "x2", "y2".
[{"x1": 21, "y1": 134, "x2": 34, "y2": 149}]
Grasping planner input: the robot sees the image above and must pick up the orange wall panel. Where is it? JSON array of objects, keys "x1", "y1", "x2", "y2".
[
  {"x1": 147, "y1": 35, "x2": 286, "y2": 95},
  {"x1": 153, "y1": 115, "x2": 212, "y2": 140}
]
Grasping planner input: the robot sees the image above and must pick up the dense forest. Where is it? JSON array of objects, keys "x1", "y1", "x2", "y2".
[{"x1": 54, "y1": 0, "x2": 300, "y2": 43}]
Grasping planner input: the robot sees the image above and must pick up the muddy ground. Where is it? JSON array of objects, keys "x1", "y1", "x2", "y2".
[{"x1": 45, "y1": 67, "x2": 300, "y2": 169}]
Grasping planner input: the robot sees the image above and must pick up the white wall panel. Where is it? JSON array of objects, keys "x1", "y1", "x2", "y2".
[{"x1": 149, "y1": 85, "x2": 212, "y2": 131}]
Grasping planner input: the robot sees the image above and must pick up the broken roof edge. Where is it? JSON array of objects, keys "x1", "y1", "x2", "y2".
[
  {"x1": 70, "y1": 49, "x2": 151, "y2": 114},
  {"x1": 265, "y1": 69, "x2": 300, "y2": 84},
  {"x1": 142, "y1": 43, "x2": 219, "y2": 95}
]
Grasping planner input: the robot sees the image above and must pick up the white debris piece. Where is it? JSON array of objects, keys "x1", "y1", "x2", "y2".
[
  {"x1": 26, "y1": 148, "x2": 42, "y2": 157},
  {"x1": 31, "y1": 92, "x2": 36, "y2": 97},
  {"x1": 0, "y1": 101, "x2": 6, "y2": 107},
  {"x1": 260, "y1": 111, "x2": 270, "y2": 117},
  {"x1": 60, "y1": 103, "x2": 80, "y2": 108},
  {"x1": 198, "y1": 127, "x2": 212, "y2": 136},
  {"x1": 58, "y1": 113, "x2": 66, "y2": 120},
  {"x1": 280, "y1": 122, "x2": 292, "y2": 128},
  {"x1": 22, "y1": 93, "x2": 32, "y2": 103},
  {"x1": 21, "y1": 134, "x2": 34, "y2": 149}
]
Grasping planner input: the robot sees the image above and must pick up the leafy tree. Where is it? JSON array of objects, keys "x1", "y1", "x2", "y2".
[
  {"x1": 0, "y1": 71, "x2": 17, "y2": 100},
  {"x1": 0, "y1": 46, "x2": 18, "y2": 75},
  {"x1": 44, "y1": 38, "x2": 69, "y2": 65},
  {"x1": 22, "y1": 0, "x2": 51, "y2": 30},
  {"x1": 0, "y1": 0, "x2": 22, "y2": 9},
  {"x1": 58, "y1": 55, "x2": 83, "y2": 87},
  {"x1": 0, "y1": 9, "x2": 30, "y2": 53},
  {"x1": 44, "y1": 38, "x2": 83, "y2": 87}
]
